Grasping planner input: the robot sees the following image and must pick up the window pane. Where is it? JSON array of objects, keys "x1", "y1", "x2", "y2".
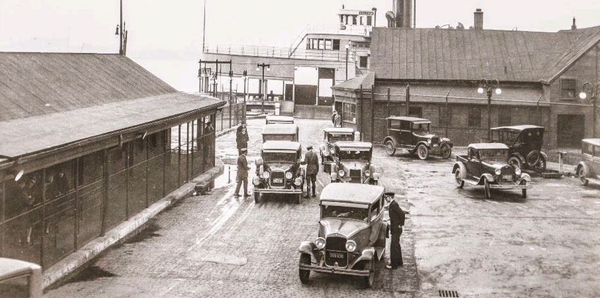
[
  {"x1": 367, "y1": 16, "x2": 372, "y2": 26},
  {"x1": 561, "y1": 79, "x2": 576, "y2": 99},
  {"x1": 359, "y1": 56, "x2": 368, "y2": 68},
  {"x1": 333, "y1": 39, "x2": 340, "y2": 50},
  {"x1": 325, "y1": 40, "x2": 332, "y2": 50}
]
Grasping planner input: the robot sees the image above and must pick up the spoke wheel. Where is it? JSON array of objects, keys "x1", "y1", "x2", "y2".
[
  {"x1": 417, "y1": 144, "x2": 429, "y2": 160},
  {"x1": 483, "y1": 178, "x2": 491, "y2": 199},
  {"x1": 533, "y1": 155, "x2": 546, "y2": 173},
  {"x1": 385, "y1": 140, "x2": 396, "y2": 156},
  {"x1": 441, "y1": 144, "x2": 452, "y2": 159},
  {"x1": 299, "y1": 254, "x2": 311, "y2": 284},
  {"x1": 578, "y1": 167, "x2": 589, "y2": 186},
  {"x1": 455, "y1": 169, "x2": 464, "y2": 188}
]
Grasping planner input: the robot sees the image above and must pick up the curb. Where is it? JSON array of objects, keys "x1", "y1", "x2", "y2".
[{"x1": 42, "y1": 159, "x2": 225, "y2": 289}]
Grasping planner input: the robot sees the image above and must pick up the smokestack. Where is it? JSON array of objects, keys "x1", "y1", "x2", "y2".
[
  {"x1": 394, "y1": 0, "x2": 404, "y2": 28},
  {"x1": 571, "y1": 17, "x2": 577, "y2": 30},
  {"x1": 474, "y1": 8, "x2": 483, "y2": 30},
  {"x1": 403, "y1": 0, "x2": 413, "y2": 28}
]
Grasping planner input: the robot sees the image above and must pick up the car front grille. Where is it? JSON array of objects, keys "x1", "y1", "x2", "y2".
[
  {"x1": 431, "y1": 137, "x2": 440, "y2": 145},
  {"x1": 350, "y1": 169, "x2": 362, "y2": 183},
  {"x1": 326, "y1": 236, "x2": 347, "y2": 251},
  {"x1": 325, "y1": 236, "x2": 348, "y2": 267},
  {"x1": 270, "y1": 170, "x2": 285, "y2": 187}
]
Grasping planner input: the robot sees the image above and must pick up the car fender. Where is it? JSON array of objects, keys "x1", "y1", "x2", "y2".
[
  {"x1": 298, "y1": 241, "x2": 316, "y2": 258},
  {"x1": 441, "y1": 138, "x2": 453, "y2": 147},
  {"x1": 383, "y1": 136, "x2": 398, "y2": 147},
  {"x1": 478, "y1": 173, "x2": 494, "y2": 185},
  {"x1": 351, "y1": 247, "x2": 376, "y2": 267},
  {"x1": 416, "y1": 141, "x2": 430, "y2": 149},
  {"x1": 520, "y1": 173, "x2": 532, "y2": 182},
  {"x1": 452, "y1": 162, "x2": 467, "y2": 178}
]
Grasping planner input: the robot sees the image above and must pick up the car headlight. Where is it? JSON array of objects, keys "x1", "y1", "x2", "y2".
[
  {"x1": 364, "y1": 170, "x2": 371, "y2": 177},
  {"x1": 285, "y1": 172, "x2": 293, "y2": 179},
  {"x1": 345, "y1": 240, "x2": 357, "y2": 252},
  {"x1": 427, "y1": 139, "x2": 431, "y2": 145},
  {"x1": 252, "y1": 177, "x2": 261, "y2": 185},
  {"x1": 338, "y1": 170, "x2": 345, "y2": 177},
  {"x1": 294, "y1": 177, "x2": 302, "y2": 186},
  {"x1": 495, "y1": 169, "x2": 501, "y2": 175},
  {"x1": 262, "y1": 171, "x2": 270, "y2": 179},
  {"x1": 315, "y1": 237, "x2": 326, "y2": 250},
  {"x1": 515, "y1": 167, "x2": 522, "y2": 176}
]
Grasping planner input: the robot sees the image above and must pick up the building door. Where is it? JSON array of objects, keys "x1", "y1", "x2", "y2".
[{"x1": 557, "y1": 114, "x2": 585, "y2": 148}]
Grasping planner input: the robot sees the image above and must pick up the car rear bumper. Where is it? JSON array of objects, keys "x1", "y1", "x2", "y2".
[{"x1": 299, "y1": 263, "x2": 370, "y2": 277}]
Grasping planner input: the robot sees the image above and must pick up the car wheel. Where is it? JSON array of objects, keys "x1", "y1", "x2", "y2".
[
  {"x1": 441, "y1": 144, "x2": 452, "y2": 159},
  {"x1": 533, "y1": 154, "x2": 546, "y2": 173},
  {"x1": 254, "y1": 191, "x2": 260, "y2": 203},
  {"x1": 508, "y1": 156, "x2": 521, "y2": 169},
  {"x1": 521, "y1": 180, "x2": 527, "y2": 198},
  {"x1": 362, "y1": 260, "x2": 374, "y2": 289},
  {"x1": 526, "y1": 150, "x2": 541, "y2": 168},
  {"x1": 299, "y1": 254, "x2": 311, "y2": 284},
  {"x1": 417, "y1": 144, "x2": 429, "y2": 160},
  {"x1": 483, "y1": 178, "x2": 491, "y2": 199},
  {"x1": 296, "y1": 194, "x2": 302, "y2": 204},
  {"x1": 384, "y1": 140, "x2": 396, "y2": 156},
  {"x1": 455, "y1": 169, "x2": 464, "y2": 188},
  {"x1": 578, "y1": 166, "x2": 589, "y2": 186}
]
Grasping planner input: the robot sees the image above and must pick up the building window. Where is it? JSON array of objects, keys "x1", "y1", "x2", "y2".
[
  {"x1": 468, "y1": 107, "x2": 482, "y2": 127},
  {"x1": 359, "y1": 56, "x2": 368, "y2": 68},
  {"x1": 318, "y1": 39, "x2": 325, "y2": 50},
  {"x1": 325, "y1": 40, "x2": 332, "y2": 50},
  {"x1": 333, "y1": 39, "x2": 340, "y2": 50},
  {"x1": 561, "y1": 79, "x2": 576, "y2": 100},
  {"x1": 352, "y1": 16, "x2": 357, "y2": 25},
  {"x1": 409, "y1": 106, "x2": 422, "y2": 118},
  {"x1": 360, "y1": 16, "x2": 364, "y2": 25},
  {"x1": 367, "y1": 16, "x2": 372, "y2": 26},
  {"x1": 439, "y1": 106, "x2": 451, "y2": 127},
  {"x1": 498, "y1": 107, "x2": 511, "y2": 126},
  {"x1": 345, "y1": 15, "x2": 349, "y2": 25},
  {"x1": 343, "y1": 102, "x2": 356, "y2": 123}
]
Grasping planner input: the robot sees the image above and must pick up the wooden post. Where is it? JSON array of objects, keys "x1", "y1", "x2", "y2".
[
  {"x1": 445, "y1": 91, "x2": 450, "y2": 138},
  {"x1": 387, "y1": 87, "x2": 391, "y2": 118},
  {"x1": 406, "y1": 84, "x2": 410, "y2": 116}
]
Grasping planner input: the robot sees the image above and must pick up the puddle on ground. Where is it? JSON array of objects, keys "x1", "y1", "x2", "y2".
[{"x1": 66, "y1": 266, "x2": 117, "y2": 283}]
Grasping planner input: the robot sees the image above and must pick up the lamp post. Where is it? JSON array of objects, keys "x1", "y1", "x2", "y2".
[
  {"x1": 242, "y1": 70, "x2": 248, "y2": 124},
  {"x1": 579, "y1": 82, "x2": 599, "y2": 137},
  {"x1": 345, "y1": 44, "x2": 350, "y2": 81},
  {"x1": 229, "y1": 70, "x2": 233, "y2": 127},
  {"x1": 477, "y1": 79, "x2": 502, "y2": 141},
  {"x1": 257, "y1": 63, "x2": 270, "y2": 114}
]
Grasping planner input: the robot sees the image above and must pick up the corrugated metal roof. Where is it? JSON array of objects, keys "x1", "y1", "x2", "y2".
[
  {"x1": 0, "y1": 93, "x2": 224, "y2": 158},
  {"x1": 0, "y1": 53, "x2": 176, "y2": 122},
  {"x1": 332, "y1": 72, "x2": 375, "y2": 91},
  {"x1": 371, "y1": 27, "x2": 600, "y2": 83}
]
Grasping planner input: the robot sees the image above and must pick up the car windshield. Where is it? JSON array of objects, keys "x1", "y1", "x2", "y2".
[
  {"x1": 413, "y1": 123, "x2": 430, "y2": 135},
  {"x1": 338, "y1": 149, "x2": 371, "y2": 160},
  {"x1": 329, "y1": 134, "x2": 354, "y2": 143},
  {"x1": 322, "y1": 205, "x2": 368, "y2": 221},
  {"x1": 479, "y1": 149, "x2": 508, "y2": 163},
  {"x1": 492, "y1": 131, "x2": 519, "y2": 145},
  {"x1": 263, "y1": 152, "x2": 296, "y2": 163}
]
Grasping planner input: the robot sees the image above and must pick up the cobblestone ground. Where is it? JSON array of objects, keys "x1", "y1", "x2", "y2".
[{"x1": 45, "y1": 119, "x2": 600, "y2": 298}]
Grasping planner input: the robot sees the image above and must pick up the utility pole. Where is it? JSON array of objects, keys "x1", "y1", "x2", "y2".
[
  {"x1": 119, "y1": 0, "x2": 123, "y2": 55},
  {"x1": 257, "y1": 63, "x2": 270, "y2": 114},
  {"x1": 198, "y1": 60, "x2": 232, "y2": 97}
]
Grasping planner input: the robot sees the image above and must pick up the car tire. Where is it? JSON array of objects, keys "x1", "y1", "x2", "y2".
[
  {"x1": 578, "y1": 166, "x2": 589, "y2": 186},
  {"x1": 441, "y1": 143, "x2": 452, "y2": 159},
  {"x1": 254, "y1": 191, "x2": 260, "y2": 203},
  {"x1": 483, "y1": 178, "x2": 491, "y2": 199},
  {"x1": 508, "y1": 156, "x2": 521, "y2": 169},
  {"x1": 296, "y1": 194, "x2": 302, "y2": 204},
  {"x1": 455, "y1": 169, "x2": 464, "y2": 188},
  {"x1": 533, "y1": 154, "x2": 546, "y2": 173},
  {"x1": 362, "y1": 260, "x2": 374, "y2": 289},
  {"x1": 417, "y1": 144, "x2": 429, "y2": 160},
  {"x1": 521, "y1": 180, "x2": 527, "y2": 198},
  {"x1": 299, "y1": 254, "x2": 311, "y2": 284},
  {"x1": 526, "y1": 150, "x2": 541, "y2": 168},
  {"x1": 384, "y1": 140, "x2": 396, "y2": 156}
]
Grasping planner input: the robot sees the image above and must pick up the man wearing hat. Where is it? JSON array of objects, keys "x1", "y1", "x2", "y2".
[
  {"x1": 303, "y1": 145, "x2": 319, "y2": 198},
  {"x1": 234, "y1": 148, "x2": 250, "y2": 198}
]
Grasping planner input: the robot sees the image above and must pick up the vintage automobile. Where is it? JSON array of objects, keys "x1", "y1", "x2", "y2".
[
  {"x1": 253, "y1": 141, "x2": 304, "y2": 204},
  {"x1": 265, "y1": 115, "x2": 294, "y2": 125},
  {"x1": 453, "y1": 143, "x2": 532, "y2": 199},
  {"x1": 0, "y1": 258, "x2": 42, "y2": 298},
  {"x1": 491, "y1": 125, "x2": 547, "y2": 173},
  {"x1": 575, "y1": 138, "x2": 600, "y2": 186},
  {"x1": 319, "y1": 127, "x2": 355, "y2": 167},
  {"x1": 261, "y1": 124, "x2": 299, "y2": 142},
  {"x1": 328, "y1": 141, "x2": 380, "y2": 184},
  {"x1": 383, "y1": 116, "x2": 453, "y2": 160},
  {"x1": 298, "y1": 183, "x2": 390, "y2": 288}
]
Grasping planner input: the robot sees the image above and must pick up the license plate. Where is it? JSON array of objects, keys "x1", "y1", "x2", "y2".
[
  {"x1": 433, "y1": 144, "x2": 438, "y2": 147},
  {"x1": 329, "y1": 252, "x2": 345, "y2": 259},
  {"x1": 273, "y1": 178, "x2": 283, "y2": 183},
  {"x1": 502, "y1": 175, "x2": 512, "y2": 180}
]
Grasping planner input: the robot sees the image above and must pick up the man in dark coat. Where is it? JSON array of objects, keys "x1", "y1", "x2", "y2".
[
  {"x1": 386, "y1": 194, "x2": 405, "y2": 269},
  {"x1": 234, "y1": 148, "x2": 250, "y2": 198},
  {"x1": 303, "y1": 145, "x2": 319, "y2": 198},
  {"x1": 236, "y1": 124, "x2": 249, "y2": 155}
]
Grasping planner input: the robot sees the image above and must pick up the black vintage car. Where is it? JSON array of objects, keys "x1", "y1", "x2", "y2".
[
  {"x1": 383, "y1": 116, "x2": 453, "y2": 160},
  {"x1": 319, "y1": 127, "x2": 355, "y2": 168},
  {"x1": 253, "y1": 141, "x2": 305, "y2": 204},
  {"x1": 490, "y1": 125, "x2": 547, "y2": 173},
  {"x1": 453, "y1": 143, "x2": 532, "y2": 199},
  {"x1": 261, "y1": 124, "x2": 299, "y2": 142},
  {"x1": 328, "y1": 141, "x2": 381, "y2": 184},
  {"x1": 575, "y1": 138, "x2": 600, "y2": 186}
]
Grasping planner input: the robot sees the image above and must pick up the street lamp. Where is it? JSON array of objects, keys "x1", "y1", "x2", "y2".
[
  {"x1": 477, "y1": 79, "x2": 501, "y2": 141},
  {"x1": 229, "y1": 70, "x2": 233, "y2": 127},
  {"x1": 242, "y1": 70, "x2": 248, "y2": 124},
  {"x1": 579, "y1": 82, "x2": 599, "y2": 137},
  {"x1": 257, "y1": 63, "x2": 270, "y2": 114},
  {"x1": 345, "y1": 44, "x2": 350, "y2": 81}
]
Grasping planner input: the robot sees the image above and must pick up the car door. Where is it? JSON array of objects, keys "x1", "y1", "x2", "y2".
[
  {"x1": 592, "y1": 145, "x2": 600, "y2": 179},
  {"x1": 399, "y1": 120, "x2": 412, "y2": 147},
  {"x1": 466, "y1": 148, "x2": 481, "y2": 179}
]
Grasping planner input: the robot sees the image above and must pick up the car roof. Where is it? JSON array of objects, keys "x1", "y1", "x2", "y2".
[
  {"x1": 0, "y1": 258, "x2": 40, "y2": 281},
  {"x1": 266, "y1": 115, "x2": 294, "y2": 122},
  {"x1": 262, "y1": 124, "x2": 298, "y2": 135},
  {"x1": 262, "y1": 141, "x2": 301, "y2": 151},
  {"x1": 491, "y1": 125, "x2": 544, "y2": 132},
  {"x1": 582, "y1": 138, "x2": 600, "y2": 147},
  {"x1": 468, "y1": 143, "x2": 509, "y2": 150},
  {"x1": 324, "y1": 127, "x2": 355, "y2": 134},
  {"x1": 321, "y1": 184, "x2": 384, "y2": 205},
  {"x1": 335, "y1": 141, "x2": 372, "y2": 150},
  {"x1": 386, "y1": 116, "x2": 431, "y2": 124}
]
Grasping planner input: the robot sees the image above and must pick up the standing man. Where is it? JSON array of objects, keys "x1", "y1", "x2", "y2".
[
  {"x1": 385, "y1": 194, "x2": 405, "y2": 269},
  {"x1": 234, "y1": 148, "x2": 250, "y2": 198},
  {"x1": 303, "y1": 145, "x2": 319, "y2": 198},
  {"x1": 236, "y1": 124, "x2": 249, "y2": 155}
]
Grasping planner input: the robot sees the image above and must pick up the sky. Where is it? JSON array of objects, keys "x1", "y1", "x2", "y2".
[{"x1": 0, "y1": 0, "x2": 599, "y2": 91}]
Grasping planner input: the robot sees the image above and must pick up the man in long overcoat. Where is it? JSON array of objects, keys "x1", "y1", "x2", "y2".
[
  {"x1": 303, "y1": 145, "x2": 319, "y2": 198},
  {"x1": 236, "y1": 124, "x2": 249, "y2": 155},
  {"x1": 234, "y1": 148, "x2": 250, "y2": 198},
  {"x1": 386, "y1": 194, "x2": 405, "y2": 269}
]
